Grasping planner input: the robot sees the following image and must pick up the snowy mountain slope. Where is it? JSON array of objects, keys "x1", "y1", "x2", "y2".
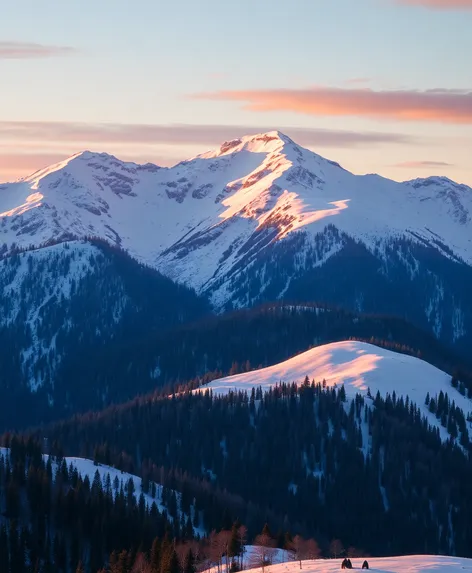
[
  {"x1": 0, "y1": 241, "x2": 115, "y2": 390},
  {"x1": 45, "y1": 456, "x2": 203, "y2": 535},
  {"x1": 0, "y1": 447, "x2": 157, "y2": 507},
  {"x1": 198, "y1": 340, "x2": 472, "y2": 442},
  {"x1": 0, "y1": 447, "x2": 203, "y2": 535},
  {"x1": 0, "y1": 239, "x2": 209, "y2": 429},
  {"x1": 0, "y1": 132, "x2": 470, "y2": 283},
  {"x1": 1, "y1": 131, "x2": 472, "y2": 352}
]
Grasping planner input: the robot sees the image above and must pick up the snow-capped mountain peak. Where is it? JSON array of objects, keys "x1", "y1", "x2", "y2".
[
  {"x1": 404, "y1": 176, "x2": 471, "y2": 226},
  {"x1": 21, "y1": 149, "x2": 161, "y2": 191},
  {"x1": 1, "y1": 131, "x2": 471, "y2": 317},
  {"x1": 196, "y1": 130, "x2": 295, "y2": 160}
]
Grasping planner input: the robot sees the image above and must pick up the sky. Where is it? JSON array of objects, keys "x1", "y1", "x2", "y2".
[{"x1": 1, "y1": 0, "x2": 471, "y2": 184}]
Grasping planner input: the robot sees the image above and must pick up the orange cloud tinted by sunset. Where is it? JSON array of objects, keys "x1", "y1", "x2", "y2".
[
  {"x1": 0, "y1": 41, "x2": 76, "y2": 59},
  {"x1": 396, "y1": 0, "x2": 472, "y2": 8},
  {"x1": 0, "y1": 120, "x2": 416, "y2": 148},
  {"x1": 192, "y1": 87, "x2": 472, "y2": 124}
]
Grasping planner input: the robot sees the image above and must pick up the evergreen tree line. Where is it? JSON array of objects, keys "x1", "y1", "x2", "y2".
[
  {"x1": 0, "y1": 439, "x2": 351, "y2": 573},
  {"x1": 425, "y1": 389, "x2": 471, "y2": 447},
  {"x1": 5, "y1": 382, "x2": 471, "y2": 561},
  {"x1": 0, "y1": 438, "x2": 198, "y2": 573}
]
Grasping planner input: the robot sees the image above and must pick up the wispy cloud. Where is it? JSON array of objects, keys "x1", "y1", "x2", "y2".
[
  {"x1": 345, "y1": 78, "x2": 371, "y2": 85},
  {"x1": 394, "y1": 160, "x2": 455, "y2": 168},
  {"x1": 191, "y1": 86, "x2": 472, "y2": 124},
  {"x1": 395, "y1": 0, "x2": 472, "y2": 9},
  {"x1": 0, "y1": 120, "x2": 417, "y2": 149},
  {"x1": 0, "y1": 41, "x2": 76, "y2": 59},
  {"x1": 0, "y1": 121, "x2": 421, "y2": 182}
]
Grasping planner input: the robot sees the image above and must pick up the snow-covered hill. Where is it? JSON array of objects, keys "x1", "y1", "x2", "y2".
[
  {"x1": 1, "y1": 131, "x2": 472, "y2": 352},
  {"x1": 198, "y1": 340, "x2": 472, "y2": 442}
]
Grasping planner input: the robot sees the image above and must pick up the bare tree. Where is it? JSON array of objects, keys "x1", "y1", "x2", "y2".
[
  {"x1": 221, "y1": 530, "x2": 233, "y2": 573},
  {"x1": 208, "y1": 531, "x2": 221, "y2": 573},
  {"x1": 195, "y1": 539, "x2": 212, "y2": 573},
  {"x1": 250, "y1": 534, "x2": 276, "y2": 573},
  {"x1": 291, "y1": 535, "x2": 306, "y2": 569},
  {"x1": 347, "y1": 546, "x2": 364, "y2": 558},
  {"x1": 209, "y1": 530, "x2": 232, "y2": 573},
  {"x1": 329, "y1": 539, "x2": 345, "y2": 559},
  {"x1": 283, "y1": 536, "x2": 294, "y2": 565},
  {"x1": 304, "y1": 539, "x2": 321, "y2": 561},
  {"x1": 237, "y1": 525, "x2": 248, "y2": 570}
]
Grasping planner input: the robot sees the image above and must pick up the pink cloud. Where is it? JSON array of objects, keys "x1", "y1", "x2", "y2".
[
  {"x1": 0, "y1": 122, "x2": 421, "y2": 182},
  {"x1": 0, "y1": 121, "x2": 417, "y2": 148},
  {"x1": 0, "y1": 41, "x2": 76, "y2": 59},
  {"x1": 394, "y1": 160, "x2": 455, "y2": 168},
  {"x1": 191, "y1": 87, "x2": 472, "y2": 124},
  {"x1": 396, "y1": 0, "x2": 472, "y2": 9}
]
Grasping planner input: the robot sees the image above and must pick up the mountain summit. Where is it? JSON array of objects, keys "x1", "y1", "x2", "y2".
[
  {"x1": 1, "y1": 131, "x2": 472, "y2": 353},
  {"x1": 1, "y1": 130, "x2": 470, "y2": 265}
]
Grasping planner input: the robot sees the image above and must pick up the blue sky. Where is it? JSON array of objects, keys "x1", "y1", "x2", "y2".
[{"x1": 1, "y1": 0, "x2": 471, "y2": 183}]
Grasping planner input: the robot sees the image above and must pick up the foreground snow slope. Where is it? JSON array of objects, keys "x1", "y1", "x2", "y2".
[
  {"x1": 199, "y1": 341, "x2": 472, "y2": 440},
  {"x1": 232, "y1": 556, "x2": 471, "y2": 573}
]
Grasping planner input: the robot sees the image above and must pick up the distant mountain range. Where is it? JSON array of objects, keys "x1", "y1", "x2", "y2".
[
  {"x1": 1, "y1": 131, "x2": 471, "y2": 346},
  {"x1": 1, "y1": 131, "x2": 472, "y2": 425}
]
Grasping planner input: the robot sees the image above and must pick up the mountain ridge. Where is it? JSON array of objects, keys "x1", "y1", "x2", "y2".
[
  {"x1": 1, "y1": 130, "x2": 472, "y2": 356},
  {"x1": 197, "y1": 339, "x2": 472, "y2": 444},
  {"x1": 1, "y1": 131, "x2": 470, "y2": 262}
]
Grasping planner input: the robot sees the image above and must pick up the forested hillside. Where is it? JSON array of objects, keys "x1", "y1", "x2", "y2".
[
  {"x1": 5, "y1": 380, "x2": 470, "y2": 568},
  {"x1": 3, "y1": 289, "x2": 472, "y2": 433},
  {"x1": 0, "y1": 239, "x2": 210, "y2": 430}
]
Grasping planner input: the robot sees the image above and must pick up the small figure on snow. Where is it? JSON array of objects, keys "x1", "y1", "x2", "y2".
[{"x1": 362, "y1": 560, "x2": 369, "y2": 570}]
